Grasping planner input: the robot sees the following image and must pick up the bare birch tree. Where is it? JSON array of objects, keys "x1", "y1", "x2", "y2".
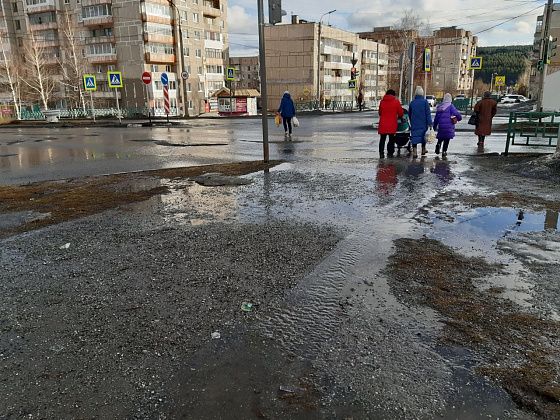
[
  {"x1": 21, "y1": 30, "x2": 58, "y2": 110},
  {"x1": 0, "y1": 34, "x2": 22, "y2": 119},
  {"x1": 58, "y1": 10, "x2": 87, "y2": 112}
]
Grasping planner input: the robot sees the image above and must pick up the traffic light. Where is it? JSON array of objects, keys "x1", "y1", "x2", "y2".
[
  {"x1": 268, "y1": 0, "x2": 282, "y2": 25},
  {"x1": 546, "y1": 35, "x2": 558, "y2": 64}
]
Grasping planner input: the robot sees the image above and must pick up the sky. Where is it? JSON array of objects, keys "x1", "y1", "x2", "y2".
[{"x1": 227, "y1": 0, "x2": 545, "y2": 56}]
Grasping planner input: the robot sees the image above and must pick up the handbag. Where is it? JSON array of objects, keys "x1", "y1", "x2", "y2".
[
  {"x1": 274, "y1": 114, "x2": 282, "y2": 127},
  {"x1": 292, "y1": 116, "x2": 300, "y2": 127},
  {"x1": 468, "y1": 112, "x2": 479, "y2": 126}
]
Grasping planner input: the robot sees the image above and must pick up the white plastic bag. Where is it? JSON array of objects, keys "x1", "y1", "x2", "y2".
[
  {"x1": 292, "y1": 116, "x2": 300, "y2": 127},
  {"x1": 425, "y1": 128, "x2": 435, "y2": 144}
]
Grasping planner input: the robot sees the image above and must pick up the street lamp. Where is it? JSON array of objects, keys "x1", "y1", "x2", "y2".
[
  {"x1": 168, "y1": 0, "x2": 188, "y2": 117},
  {"x1": 316, "y1": 9, "x2": 336, "y2": 109}
]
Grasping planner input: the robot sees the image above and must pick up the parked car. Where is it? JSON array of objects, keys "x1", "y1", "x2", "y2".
[
  {"x1": 426, "y1": 95, "x2": 436, "y2": 108},
  {"x1": 500, "y1": 94, "x2": 529, "y2": 104},
  {"x1": 454, "y1": 94, "x2": 466, "y2": 100}
]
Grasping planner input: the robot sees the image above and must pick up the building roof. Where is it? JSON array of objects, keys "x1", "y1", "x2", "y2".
[{"x1": 212, "y1": 87, "x2": 261, "y2": 98}]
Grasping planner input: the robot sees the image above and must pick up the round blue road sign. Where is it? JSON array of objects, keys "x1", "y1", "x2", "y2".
[{"x1": 161, "y1": 72, "x2": 169, "y2": 86}]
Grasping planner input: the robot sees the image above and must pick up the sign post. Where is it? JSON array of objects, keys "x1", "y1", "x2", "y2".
[
  {"x1": 83, "y1": 74, "x2": 97, "y2": 123},
  {"x1": 469, "y1": 57, "x2": 483, "y2": 110},
  {"x1": 257, "y1": 0, "x2": 269, "y2": 163},
  {"x1": 107, "y1": 71, "x2": 123, "y2": 123},
  {"x1": 424, "y1": 48, "x2": 431, "y2": 95},
  {"x1": 495, "y1": 75, "x2": 506, "y2": 95},
  {"x1": 142, "y1": 71, "x2": 152, "y2": 124},
  {"x1": 161, "y1": 72, "x2": 170, "y2": 123}
]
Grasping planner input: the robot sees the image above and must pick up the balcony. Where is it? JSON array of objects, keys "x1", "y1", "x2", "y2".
[
  {"x1": 36, "y1": 39, "x2": 60, "y2": 48},
  {"x1": 81, "y1": 0, "x2": 112, "y2": 6},
  {"x1": 25, "y1": 0, "x2": 56, "y2": 14},
  {"x1": 85, "y1": 35, "x2": 115, "y2": 45},
  {"x1": 29, "y1": 21, "x2": 58, "y2": 31},
  {"x1": 82, "y1": 15, "x2": 113, "y2": 27},
  {"x1": 144, "y1": 33, "x2": 174, "y2": 44},
  {"x1": 87, "y1": 53, "x2": 117, "y2": 63},
  {"x1": 203, "y1": 1, "x2": 221, "y2": 17},
  {"x1": 142, "y1": 12, "x2": 173, "y2": 25},
  {"x1": 145, "y1": 52, "x2": 175, "y2": 63}
]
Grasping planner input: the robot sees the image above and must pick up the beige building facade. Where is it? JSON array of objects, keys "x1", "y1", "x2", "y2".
[
  {"x1": 228, "y1": 56, "x2": 259, "y2": 90},
  {"x1": 0, "y1": 0, "x2": 229, "y2": 115},
  {"x1": 264, "y1": 19, "x2": 388, "y2": 110},
  {"x1": 529, "y1": 3, "x2": 560, "y2": 100}
]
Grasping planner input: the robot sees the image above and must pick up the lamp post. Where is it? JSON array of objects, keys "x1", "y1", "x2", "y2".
[
  {"x1": 316, "y1": 9, "x2": 336, "y2": 109},
  {"x1": 168, "y1": 0, "x2": 188, "y2": 117}
]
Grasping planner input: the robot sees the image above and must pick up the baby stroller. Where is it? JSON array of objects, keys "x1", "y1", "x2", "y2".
[{"x1": 395, "y1": 107, "x2": 412, "y2": 156}]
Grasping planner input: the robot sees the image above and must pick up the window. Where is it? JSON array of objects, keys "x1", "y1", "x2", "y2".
[
  {"x1": 155, "y1": 81, "x2": 162, "y2": 90},
  {"x1": 145, "y1": 43, "x2": 175, "y2": 55},
  {"x1": 169, "y1": 80, "x2": 176, "y2": 89},
  {"x1": 192, "y1": 13, "x2": 199, "y2": 23},
  {"x1": 198, "y1": 82, "x2": 203, "y2": 91},
  {"x1": 205, "y1": 31, "x2": 221, "y2": 41},
  {"x1": 151, "y1": 64, "x2": 158, "y2": 72},
  {"x1": 187, "y1": 83, "x2": 191, "y2": 91},
  {"x1": 165, "y1": 65, "x2": 171, "y2": 72},
  {"x1": 144, "y1": 22, "x2": 173, "y2": 37},
  {"x1": 206, "y1": 65, "x2": 222, "y2": 74},
  {"x1": 205, "y1": 48, "x2": 221, "y2": 59},
  {"x1": 197, "y1": 66, "x2": 203, "y2": 74},
  {"x1": 15, "y1": 20, "x2": 21, "y2": 30},
  {"x1": 192, "y1": 0, "x2": 198, "y2": 4},
  {"x1": 82, "y1": 4, "x2": 111, "y2": 19},
  {"x1": 183, "y1": 47, "x2": 190, "y2": 56},
  {"x1": 12, "y1": 2, "x2": 17, "y2": 12},
  {"x1": 195, "y1": 48, "x2": 201, "y2": 58},
  {"x1": 87, "y1": 43, "x2": 115, "y2": 55},
  {"x1": 188, "y1": 99, "x2": 193, "y2": 109},
  {"x1": 194, "y1": 30, "x2": 201, "y2": 40},
  {"x1": 64, "y1": 0, "x2": 70, "y2": 4},
  {"x1": 144, "y1": 3, "x2": 171, "y2": 18}
]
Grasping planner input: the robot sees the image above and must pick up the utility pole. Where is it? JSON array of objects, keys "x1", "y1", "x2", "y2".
[
  {"x1": 538, "y1": 0, "x2": 554, "y2": 111},
  {"x1": 408, "y1": 41, "x2": 416, "y2": 104},
  {"x1": 257, "y1": 0, "x2": 269, "y2": 162},
  {"x1": 375, "y1": 43, "x2": 379, "y2": 107},
  {"x1": 316, "y1": 10, "x2": 336, "y2": 109},
  {"x1": 398, "y1": 53, "x2": 405, "y2": 103}
]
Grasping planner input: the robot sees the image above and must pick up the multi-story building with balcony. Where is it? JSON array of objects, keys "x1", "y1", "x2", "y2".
[
  {"x1": 228, "y1": 56, "x2": 259, "y2": 90},
  {"x1": 264, "y1": 16, "x2": 388, "y2": 110},
  {"x1": 529, "y1": 3, "x2": 560, "y2": 100},
  {"x1": 359, "y1": 25, "x2": 477, "y2": 98},
  {"x1": 0, "y1": 0, "x2": 229, "y2": 115}
]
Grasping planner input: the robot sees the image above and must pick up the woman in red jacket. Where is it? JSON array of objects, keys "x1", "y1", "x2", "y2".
[{"x1": 378, "y1": 89, "x2": 404, "y2": 158}]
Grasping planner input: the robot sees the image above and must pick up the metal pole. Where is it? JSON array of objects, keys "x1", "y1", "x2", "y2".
[
  {"x1": 398, "y1": 53, "x2": 404, "y2": 102},
  {"x1": 115, "y1": 89, "x2": 121, "y2": 124},
  {"x1": 257, "y1": 0, "x2": 269, "y2": 163},
  {"x1": 90, "y1": 92, "x2": 95, "y2": 123},
  {"x1": 375, "y1": 43, "x2": 379, "y2": 108},
  {"x1": 470, "y1": 69, "x2": 476, "y2": 111},
  {"x1": 538, "y1": 0, "x2": 554, "y2": 111},
  {"x1": 316, "y1": 21, "x2": 322, "y2": 108},
  {"x1": 408, "y1": 41, "x2": 416, "y2": 104}
]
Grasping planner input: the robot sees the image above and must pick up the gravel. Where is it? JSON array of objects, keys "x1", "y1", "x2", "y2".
[{"x1": 0, "y1": 213, "x2": 340, "y2": 419}]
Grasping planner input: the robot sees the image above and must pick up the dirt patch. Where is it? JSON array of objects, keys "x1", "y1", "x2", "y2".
[
  {"x1": 462, "y1": 192, "x2": 560, "y2": 212},
  {"x1": 0, "y1": 160, "x2": 280, "y2": 237},
  {"x1": 386, "y1": 238, "x2": 560, "y2": 419}
]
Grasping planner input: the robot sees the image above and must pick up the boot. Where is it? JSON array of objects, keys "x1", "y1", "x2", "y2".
[
  {"x1": 412, "y1": 145, "x2": 418, "y2": 159},
  {"x1": 421, "y1": 145, "x2": 428, "y2": 156}
]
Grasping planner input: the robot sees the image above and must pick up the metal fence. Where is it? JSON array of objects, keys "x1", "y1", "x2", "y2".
[
  {"x1": 16, "y1": 107, "x2": 180, "y2": 121},
  {"x1": 505, "y1": 111, "x2": 560, "y2": 155}
]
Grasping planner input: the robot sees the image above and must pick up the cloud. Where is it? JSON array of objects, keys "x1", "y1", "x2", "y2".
[{"x1": 228, "y1": 0, "x2": 543, "y2": 54}]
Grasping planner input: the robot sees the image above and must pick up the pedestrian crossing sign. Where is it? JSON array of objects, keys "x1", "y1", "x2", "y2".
[
  {"x1": 469, "y1": 57, "x2": 483, "y2": 70},
  {"x1": 495, "y1": 75, "x2": 506, "y2": 87},
  {"x1": 348, "y1": 80, "x2": 357, "y2": 90},
  {"x1": 83, "y1": 74, "x2": 97, "y2": 91},
  {"x1": 107, "y1": 71, "x2": 123, "y2": 88},
  {"x1": 226, "y1": 67, "x2": 235, "y2": 81}
]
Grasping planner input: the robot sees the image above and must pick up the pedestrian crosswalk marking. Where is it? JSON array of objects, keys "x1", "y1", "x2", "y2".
[{"x1": 107, "y1": 71, "x2": 123, "y2": 88}]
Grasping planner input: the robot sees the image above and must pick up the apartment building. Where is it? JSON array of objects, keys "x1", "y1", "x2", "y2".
[
  {"x1": 359, "y1": 26, "x2": 477, "y2": 98},
  {"x1": 0, "y1": 0, "x2": 229, "y2": 115},
  {"x1": 264, "y1": 17, "x2": 388, "y2": 110},
  {"x1": 431, "y1": 27, "x2": 477, "y2": 95},
  {"x1": 529, "y1": 3, "x2": 560, "y2": 100},
  {"x1": 228, "y1": 56, "x2": 259, "y2": 90}
]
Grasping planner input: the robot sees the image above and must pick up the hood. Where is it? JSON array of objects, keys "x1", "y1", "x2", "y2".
[
  {"x1": 282, "y1": 93, "x2": 291, "y2": 100},
  {"x1": 381, "y1": 94, "x2": 397, "y2": 102}
]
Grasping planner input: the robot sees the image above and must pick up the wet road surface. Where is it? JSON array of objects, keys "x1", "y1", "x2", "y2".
[
  {"x1": 1, "y1": 113, "x2": 558, "y2": 419},
  {"x1": 0, "y1": 112, "x2": 515, "y2": 185}
]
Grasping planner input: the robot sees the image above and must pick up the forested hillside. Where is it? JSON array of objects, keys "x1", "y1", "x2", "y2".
[{"x1": 476, "y1": 45, "x2": 532, "y2": 85}]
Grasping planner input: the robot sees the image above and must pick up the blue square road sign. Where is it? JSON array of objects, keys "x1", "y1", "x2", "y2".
[
  {"x1": 83, "y1": 74, "x2": 97, "y2": 91},
  {"x1": 107, "y1": 71, "x2": 123, "y2": 88}
]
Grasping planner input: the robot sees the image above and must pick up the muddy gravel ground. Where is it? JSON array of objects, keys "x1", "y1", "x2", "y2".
[
  {"x1": 0, "y1": 215, "x2": 340, "y2": 419},
  {"x1": 1, "y1": 150, "x2": 560, "y2": 419}
]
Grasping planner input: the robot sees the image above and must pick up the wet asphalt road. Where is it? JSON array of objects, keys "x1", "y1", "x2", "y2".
[{"x1": 0, "y1": 112, "x2": 513, "y2": 185}]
